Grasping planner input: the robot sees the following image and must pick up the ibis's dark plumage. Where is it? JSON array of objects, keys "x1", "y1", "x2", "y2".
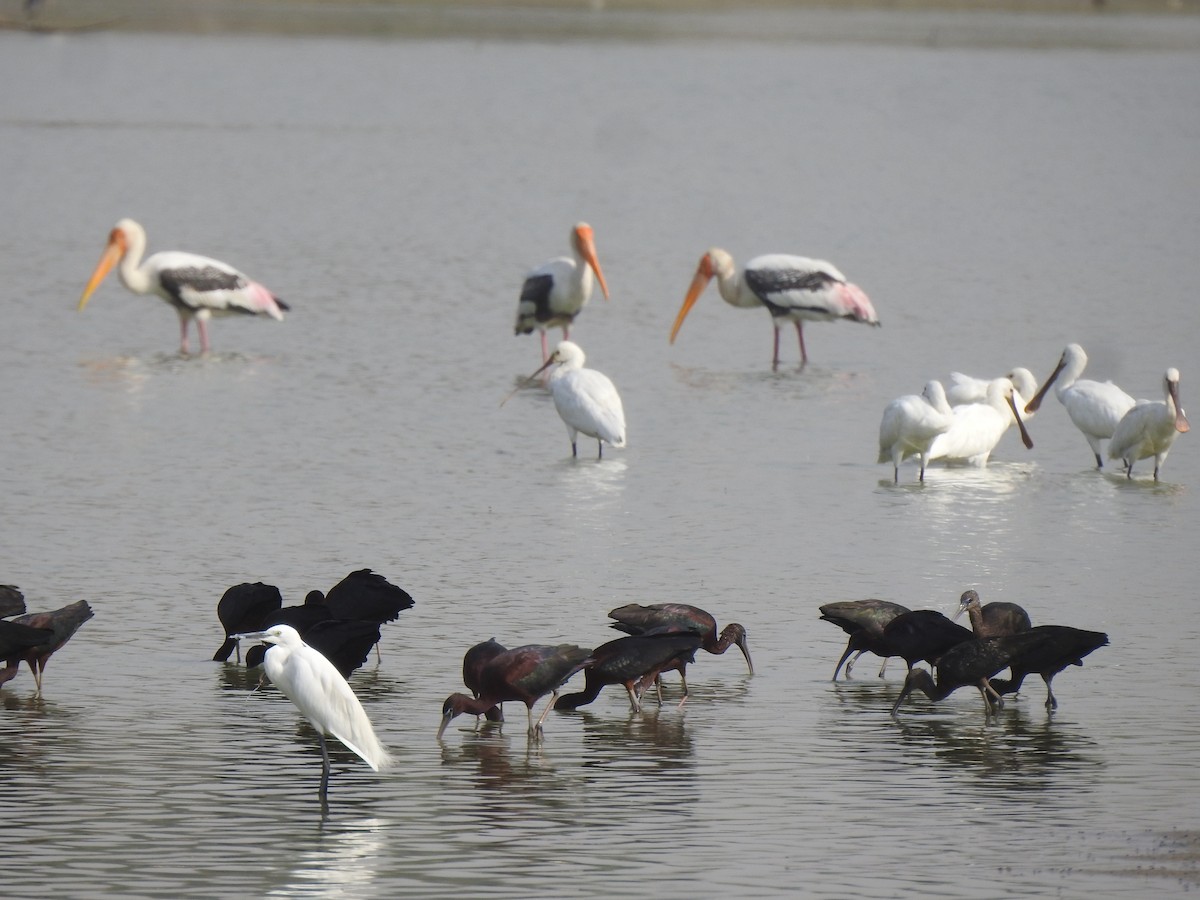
[
  {"x1": 892, "y1": 630, "x2": 1060, "y2": 716},
  {"x1": 213, "y1": 582, "x2": 283, "y2": 663},
  {"x1": 880, "y1": 609, "x2": 973, "y2": 671},
  {"x1": 0, "y1": 585, "x2": 26, "y2": 618},
  {"x1": 0, "y1": 621, "x2": 55, "y2": 685},
  {"x1": 555, "y1": 633, "x2": 703, "y2": 712},
  {"x1": 819, "y1": 599, "x2": 911, "y2": 680},
  {"x1": 988, "y1": 625, "x2": 1109, "y2": 709},
  {"x1": 951, "y1": 589, "x2": 1032, "y2": 638},
  {"x1": 438, "y1": 643, "x2": 593, "y2": 740},
  {"x1": 462, "y1": 638, "x2": 507, "y2": 722},
  {"x1": 3, "y1": 599, "x2": 93, "y2": 693},
  {"x1": 608, "y1": 603, "x2": 753, "y2": 675}
]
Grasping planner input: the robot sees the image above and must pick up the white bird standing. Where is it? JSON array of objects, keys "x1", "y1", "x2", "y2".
[
  {"x1": 1108, "y1": 367, "x2": 1190, "y2": 481},
  {"x1": 234, "y1": 624, "x2": 391, "y2": 804},
  {"x1": 1024, "y1": 343, "x2": 1135, "y2": 468},
  {"x1": 947, "y1": 367, "x2": 1039, "y2": 411},
  {"x1": 522, "y1": 340, "x2": 626, "y2": 459},
  {"x1": 878, "y1": 380, "x2": 956, "y2": 483},
  {"x1": 79, "y1": 218, "x2": 288, "y2": 355},
  {"x1": 926, "y1": 378, "x2": 1034, "y2": 467},
  {"x1": 514, "y1": 222, "x2": 610, "y2": 363},
  {"x1": 669, "y1": 249, "x2": 878, "y2": 368}
]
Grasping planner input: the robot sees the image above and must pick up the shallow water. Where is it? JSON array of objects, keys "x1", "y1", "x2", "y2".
[{"x1": 2, "y1": 10, "x2": 1199, "y2": 897}]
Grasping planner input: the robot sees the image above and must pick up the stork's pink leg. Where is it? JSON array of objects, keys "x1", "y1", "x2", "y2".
[
  {"x1": 178, "y1": 315, "x2": 191, "y2": 355},
  {"x1": 795, "y1": 321, "x2": 809, "y2": 366},
  {"x1": 540, "y1": 330, "x2": 550, "y2": 363},
  {"x1": 772, "y1": 327, "x2": 781, "y2": 369},
  {"x1": 198, "y1": 319, "x2": 211, "y2": 354}
]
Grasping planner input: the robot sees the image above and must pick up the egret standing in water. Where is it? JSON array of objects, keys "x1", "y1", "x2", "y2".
[
  {"x1": 517, "y1": 340, "x2": 626, "y2": 459},
  {"x1": 235, "y1": 625, "x2": 391, "y2": 805}
]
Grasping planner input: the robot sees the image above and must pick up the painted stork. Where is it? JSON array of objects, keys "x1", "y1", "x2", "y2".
[
  {"x1": 79, "y1": 218, "x2": 289, "y2": 355},
  {"x1": 877, "y1": 380, "x2": 956, "y2": 483},
  {"x1": 521, "y1": 340, "x2": 626, "y2": 459},
  {"x1": 1108, "y1": 367, "x2": 1190, "y2": 480},
  {"x1": 668, "y1": 249, "x2": 878, "y2": 368},
  {"x1": 1024, "y1": 343, "x2": 1135, "y2": 468},
  {"x1": 514, "y1": 222, "x2": 610, "y2": 362}
]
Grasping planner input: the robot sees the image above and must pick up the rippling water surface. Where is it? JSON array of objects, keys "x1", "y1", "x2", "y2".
[{"x1": 2, "y1": 10, "x2": 1199, "y2": 897}]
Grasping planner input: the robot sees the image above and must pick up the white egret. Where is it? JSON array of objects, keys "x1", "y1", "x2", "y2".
[
  {"x1": 1024, "y1": 343, "x2": 1135, "y2": 468},
  {"x1": 877, "y1": 380, "x2": 956, "y2": 482},
  {"x1": 514, "y1": 222, "x2": 610, "y2": 363},
  {"x1": 522, "y1": 340, "x2": 626, "y2": 459},
  {"x1": 235, "y1": 624, "x2": 391, "y2": 804},
  {"x1": 1108, "y1": 367, "x2": 1190, "y2": 480},
  {"x1": 669, "y1": 248, "x2": 878, "y2": 368},
  {"x1": 79, "y1": 218, "x2": 288, "y2": 355}
]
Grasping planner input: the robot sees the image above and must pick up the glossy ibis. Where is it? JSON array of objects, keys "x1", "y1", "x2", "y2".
[
  {"x1": 5, "y1": 600, "x2": 93, "y2": 694},
  {"x1": 988, "y1": 625, "x2": 1109, "y2": 709},
  {"x1": 818, "y1": 598, "x2": 910, "y2": 680},
  {"x1": 463, "y1": 638, "x2": 506, "y2": 723},
  {"x1": 892, "y1": 630, "x2": 1059, "y2": 717},
  {"x1": 951, "y1": 589, "x2": 1032, "y2": 638},
  {"x1": 315, "y1": 568, "x2": 414, "y2": 661},
  {"x1": 1108, "y1": 367, "x2": 1190, "y2": 481},
  {"x1": 245, "y1": 618, "x2": 382, "y2": 679},
  {"x1": 1, "y1": 584, "x2": 25, "y2": 618},
  {"x1": 880, "y1": 609, "x2": 973, "y2": 672},
  {"x1": 438, "y1": 643, "x2": 593, "y2": 741},
  {"x1": 0, "y1": 621, "x2": 55, "y2": 686},
  {"x1": 555, "y1": 633, "x2": 703, "y2": 712},
  {"x1": 234, "y1": 624, "x2": 391, "y2": 805},
  {"x1": 608, "y1": 603, "x2": 753, "y2": 675},
  {"x1": 213, "y1": 582, "x2": 283, "y2": 663}
]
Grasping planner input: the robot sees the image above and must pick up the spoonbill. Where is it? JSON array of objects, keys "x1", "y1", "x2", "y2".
[
  {"x1": 520, "y1": 340, "x2": 626, "y2": 459},
  {"x1": 79, "y1": 218, "x2": 288, "y2": 355},
  {"x1": 438, "y1": 643, "x2": 594, "y2": 741},
  {"x1": 1107, "y1": 367, "x2": 1190, "y2": 480},
  {"x1": 925, "y1": 378, "x2": 1034, "y2": 467},
  {"x1": 669, "y1": 248, "x2": 878, "y2": 368},
  {"x1": 514, "y1": 222, "x2": 610, "y2": 363},
  {"x1": 1024, "y1": 343, "x2": 1135, "y2": 468},
  {"x1": 946, "y1": 367, "x2": 1038, "y2": 411},
  {"x1": 877, "y1": 380, "x2": 956, "y2": 482},
  {"x1": 234, "y1": 624, "x2": 391, "y2": 804}
]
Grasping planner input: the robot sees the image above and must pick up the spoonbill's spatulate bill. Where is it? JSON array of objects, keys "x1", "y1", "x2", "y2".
[
  {"x1": 1108, "y1": 367, "x2": 1189, "y2": 481},
  {"x1": 520, "y1": 340, "x2": 626, "y2": 459}
]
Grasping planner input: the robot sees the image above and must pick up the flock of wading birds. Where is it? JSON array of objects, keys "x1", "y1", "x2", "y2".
[
  {"x1": 1, "y1": 219, "x2": 1177, "y2": 802},
  {"x1": 0, "y1": 572, "x2": 1109, "y2": 805}
]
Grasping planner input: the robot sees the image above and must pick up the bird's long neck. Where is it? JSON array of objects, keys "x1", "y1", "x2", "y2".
[
  {"x1": 714, "y1": 265, "x2": 757, "y2": 309},
  {"x1": 907, "y1": 669, "x2": 957, "y2": 703},
  {"x1": 117, "y1": 227, "x2": 154, "y2": 295}
]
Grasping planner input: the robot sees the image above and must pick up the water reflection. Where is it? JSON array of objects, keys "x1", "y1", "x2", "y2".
[{"x1": 265, "y1": 815, "x2": 388, "y2": 898}]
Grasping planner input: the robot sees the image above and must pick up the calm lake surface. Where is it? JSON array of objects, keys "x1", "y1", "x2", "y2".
[{"x1": 3, "y1": 7, "x2": 1200, "y2": 897}]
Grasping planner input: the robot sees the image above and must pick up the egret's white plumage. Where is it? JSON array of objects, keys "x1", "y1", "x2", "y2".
[
  {"x1": 1025, "y1": 343, "x2": 1135, "y2": 468},
  {"x1": 527, "y1": 340, "x2": 626, "y2": 459},
  {"x1": 926, "y1": 378, "x2": 1034, "y2": 467},
  {"x1": 514, "y1": 222, "x2": 610, "y2": 362},
  {"x1": 669, "y1": 248, "x2": 878, "y2": 367},
  {"x1": 79, "y1": 218, "x2": 288, "y2": 355},
  {"x1": 878, "y1": 380, "x2": 956, "y2": 482},
  {"x1": 235, "y1": 624, "x2": 391, "y2": 802},
  {"x1": 947, "y1": 367, "x2": 1038, "y2": 413},
  {"x1": 1108, "y1": 367, "x2": 1190, "y2": 481}
]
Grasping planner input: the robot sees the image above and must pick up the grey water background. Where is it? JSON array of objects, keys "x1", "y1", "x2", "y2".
[{"x1": 2, "y1": 7, "x2": 1199, "y2": 897}]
